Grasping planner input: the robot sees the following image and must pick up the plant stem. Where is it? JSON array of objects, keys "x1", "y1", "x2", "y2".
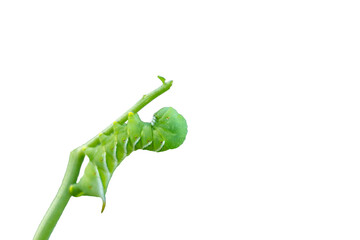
[
  {"x1": 84, "y1": 80, "x2": 173, "y2": 148},
  {"x1": 33, "y1": 149, "x2": 85, "y2": 240},
  {"x1": 33, "y1": 79, "x2": 173, "y2": 240}
]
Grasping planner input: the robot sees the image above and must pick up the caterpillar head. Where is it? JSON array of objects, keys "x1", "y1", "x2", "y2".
[{"x1": 152, "y1": 107, "x2": 188, "y2": 151}]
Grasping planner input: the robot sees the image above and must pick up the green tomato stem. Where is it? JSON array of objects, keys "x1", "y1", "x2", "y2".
[
  {"x1": 84, "y1": 80, "x2": 173, "y2": 148},
  {"x1": 33, "y1": 149, "x2": 85, "y2": 240},
  {"x1": 33, "y1": 79, "x2": 173, "y2": 240}
]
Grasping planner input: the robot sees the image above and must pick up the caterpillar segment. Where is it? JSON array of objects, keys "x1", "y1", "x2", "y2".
[{"x1": 69, "y1": 107, "x2": 187, "y2": 212}]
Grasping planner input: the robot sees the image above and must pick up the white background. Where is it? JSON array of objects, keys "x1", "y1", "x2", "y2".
[{"x1": 1, "y1": 1, "x2": 359, "y2": 239}]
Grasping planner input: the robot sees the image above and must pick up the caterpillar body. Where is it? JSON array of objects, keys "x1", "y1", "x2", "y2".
[{"x1": 69, "y1": 107, "x2": 187, "y2": 211}]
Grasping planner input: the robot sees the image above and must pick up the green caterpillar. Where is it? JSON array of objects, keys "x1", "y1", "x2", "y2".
[
  {"x1": 69, "y1": 107, "x2": 187, "y2": 211},
  {"x1": 33, "y1": 78, "x2": 185, "y2": 239}
]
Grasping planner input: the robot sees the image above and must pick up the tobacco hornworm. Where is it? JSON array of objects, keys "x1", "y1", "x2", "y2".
[{"x1": 69, "y1": 107, "x2": 187, "y2": 211}]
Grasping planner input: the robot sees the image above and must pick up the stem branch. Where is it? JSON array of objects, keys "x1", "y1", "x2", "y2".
[{"x1": 85, "y1": 80, "x2": 173, "y2": 148}]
